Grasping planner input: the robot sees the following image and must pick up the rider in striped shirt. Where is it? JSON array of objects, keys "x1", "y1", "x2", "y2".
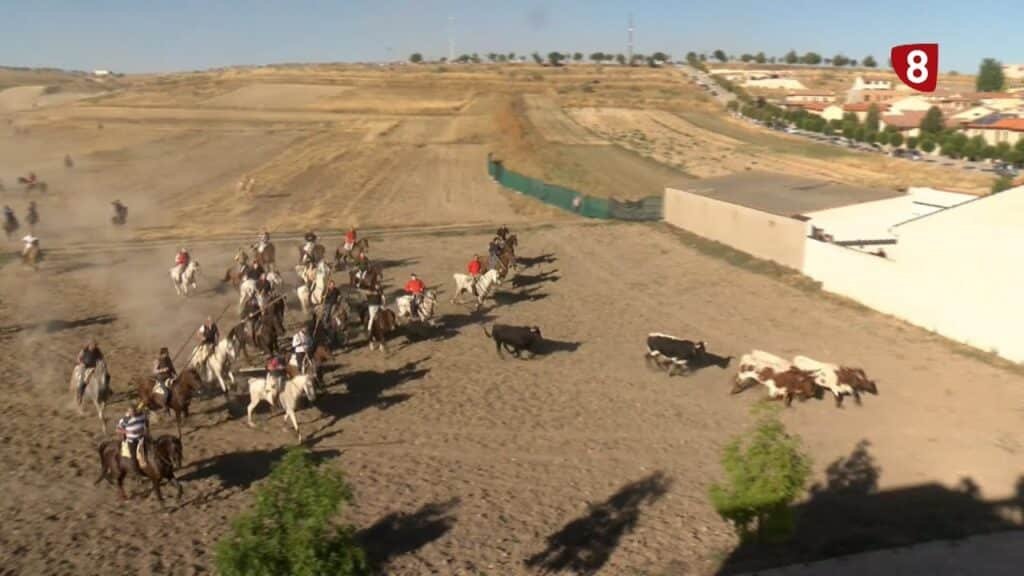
[{"x1": 117, "y1": 404, "x2": 150, "y2": 471}]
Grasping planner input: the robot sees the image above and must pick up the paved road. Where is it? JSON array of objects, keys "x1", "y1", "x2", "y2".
[{"x1": 675, "y1": 63, "x2": 736, "y2": 106}]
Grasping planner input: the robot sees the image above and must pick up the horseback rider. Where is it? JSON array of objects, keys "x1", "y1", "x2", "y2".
[
  {"x1": 366, "y1": 285, "x2": 385, "y2": 331},
  {"x1": 152, "y1": 347, "x2": 177, "y2": 405},
  {"x1": 291, "y1": 326, "x2": 312, "y2": 373},
  {"x1": 353, "y1": 251, "x2": 370, "y2": 286},
  {"x1": 404, "y1": 273, "x2": 426, "y2": 319},
  {"x1": 116, "y1": 404, "x2": 150, "y2": 473},
  {"x1": 343, "y1": 226, "x2": 358, "y2": 252},
  {"x1": 244, "y1": 260, "x2": 264, "y2": 282},
  {"x1": 75, "y1": 339, "x2": 104, "y2": 403},
  {"x1": 496, "y1": 225, "x2": 510, "y2": 241},
  {"x1": 21, "y1": 233, "x2": 39, "y2": 257},
  {"x1": 3, "y1": 205, "x2": 15, "y2": 226},
  {"x1": 112, "y1": 200, "x2": 127, "y2": 223},
  {"x1": 26, "y1": 201, "x2": 38, "y2": 226},
  {"x1": 255, "y1": 230, "x2": 270, "y2": 253},
  {"x1": 300, "y1": 232, "x2": 318, "y2": 266},
  {"x1": 195, "y1": 316, "x2": 219, "y2": 365},
  {"x1": 487, "y1": 240, "x2": 501, "y2": 271},
  {"x1": 265, "y1": 354, "x2": 286, "y2": 396},
  {"x1": 173, "y1": 248, "x2": 190, "y2": 283},
  {"x1": 322, "y1": 278, "x2": 341, "y2": 322},
  {"x1": 468, "y1": 254, "x2": 483, "y2": 295}
]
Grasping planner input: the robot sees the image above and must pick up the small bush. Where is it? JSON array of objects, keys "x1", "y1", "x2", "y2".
[
  {"x1": 709, "y1": 407, "x2": 812, "y2": 544},
  {"x1": 215, "y1": 448, "x2": 369, "y2": 576},
  {"x1": 992, "y1": 175, "x2": 1014, "y2": 194}
]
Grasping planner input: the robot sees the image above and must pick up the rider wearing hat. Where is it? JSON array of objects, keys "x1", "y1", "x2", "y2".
[
  {"x1": 116, "y1": 403, "x2": 150, "y2": 473},
  {"x1": 195, "y1": 316, "x2": 219, "y2": 365},
  {"x1": 301, "y1": 232, "x2": 318, "y2": 266},
  {"x1": 152, "y1": 347, "x2": 177, "y2": 404}
]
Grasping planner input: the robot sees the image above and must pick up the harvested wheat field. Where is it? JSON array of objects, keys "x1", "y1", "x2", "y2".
[{"x1": 1, "y1": 65, "x2": 1021, "y2": 576}]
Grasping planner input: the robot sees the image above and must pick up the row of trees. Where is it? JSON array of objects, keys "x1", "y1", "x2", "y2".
[
  {"x1": 409, "y1": 51, "x2": 672, "y2": 67},
  {"x1": 727, "y1": 98, "x2": 1024, "y2": 166},
  {"x1": 705, "y1": 49, "x2": 878, "y2": 68}
]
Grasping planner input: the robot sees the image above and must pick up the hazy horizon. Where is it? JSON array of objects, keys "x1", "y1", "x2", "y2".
[{"x1": 0, "y1": 0, "x2": 1021, "y2": 74}]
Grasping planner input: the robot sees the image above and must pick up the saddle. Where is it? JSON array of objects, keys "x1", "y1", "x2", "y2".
[{"x1": 120, "y1": 439, "x2": 149, "y2": 471}]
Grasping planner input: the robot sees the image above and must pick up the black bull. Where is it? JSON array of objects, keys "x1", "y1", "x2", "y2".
[{"x1": 484, "y1": 324, "x2": 543, "y2": 358}]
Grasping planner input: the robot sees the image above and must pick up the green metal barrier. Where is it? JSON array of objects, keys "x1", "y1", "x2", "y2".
[{"x1": 487, "y1": 155, "x2": 660, "y2": 221}]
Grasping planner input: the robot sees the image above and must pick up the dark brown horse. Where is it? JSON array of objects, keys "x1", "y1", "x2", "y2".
[
  {"x1": 359, "y1": 307, "x2": 398, "y2": 352},
  {"x1": 335, "y1": 238, "x2": 370, "y2": 268},
  {"x1": 252, "y1": 242, "x2": 276, "y2": 270},
  {"x1": 95, "y1": 434, "x2": 183, "y2": 503},
  {"x1": 137, "y1": 370, "x2": 201, "y2": 437},
  {"x1": 350, "y1": 263, "x2": 383, "y2": 291}
]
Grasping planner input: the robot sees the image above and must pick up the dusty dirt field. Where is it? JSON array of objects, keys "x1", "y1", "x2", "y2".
[
  {"x1": 1, "y1": 221, "x2": 1023, "y2": 576},
  {"x1": 0, "y1": 65, "x2": 1021, "y2": 575}
]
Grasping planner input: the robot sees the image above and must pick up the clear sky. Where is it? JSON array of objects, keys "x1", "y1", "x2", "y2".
[{"x1": 0, "y1": 0, "x2": 1019, "y2": 73}]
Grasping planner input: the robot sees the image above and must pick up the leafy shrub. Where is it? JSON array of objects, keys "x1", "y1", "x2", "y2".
[
  {"x1": 215, "y1": 448, "x2": 369, "y2": 576},
  {"x1": 992, "y1": 175, "x2": 1015, "y2": 194},
  {"x1": 709, "y1": 407, "x2": 812, "y2": 544}
]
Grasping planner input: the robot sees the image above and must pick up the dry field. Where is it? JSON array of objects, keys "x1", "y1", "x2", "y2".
[{"x1": 0, "y1": 65, "x2": 1021, "y2": 575}]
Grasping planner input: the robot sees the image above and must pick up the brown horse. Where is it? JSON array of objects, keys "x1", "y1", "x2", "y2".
[
  {"x1": 335, "y1": 238, "x2": 370, "y2": 268},
  {"x1": 95, "y1": 434, "x2": 183, "y2": 503},
  {"x1": 136, "y1": 370, "x2": 201, "y2": 436},
  {"x1": 3, "y1": 215, "x2": 19, "y2": 239},
  {"x1": 350, "y1": 264, "x2": 383, "y2": 291},
  {"x1": 252, "y1": 242, "x2": 275, "y2": 270},
  {"x1": 360, "y1": 307, "x2": 398, "y2": 352},
  {"x1": 21, "y1": 245, "x2": 41, "y2": 270}
]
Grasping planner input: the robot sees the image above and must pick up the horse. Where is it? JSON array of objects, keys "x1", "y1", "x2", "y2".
[
  {"x1": 3, "y1": 214, "x2": 19, "y2": 240},
  {"x1": 320, "y1": 301, "x2": 351, "y2": 349},
  {"x1": 350, "y1": 264, "x2": 383, "y2": 291},
  {"x1": 335, "y1": 238, "x2": 370, "y2": 268},
  {"x1": 18, "y1": 176, "x2": 47, "y2": 194},
  {"x1": 252, "y1": 242, "x2": 275, "y2": 270},
  {"x1": 296, "y1": 264, "x2": 329, "y2": 316},
  {"x1": 246, "y1": 373, "x2": 317, "y2": 442},
  {"x1": 95, "y1": 434, "x2": 183, "y2": 503},
  {"x1": 238, "y1": 278, "x2": 258, "y2": 315},
  {"x1": 26, "y1": 206, "x2": 38, "y2": 230},
  {"x1": 170, "y1": 260, "x2": 200, "y2": 297},
  {"x1": 265, "y1": 270, "x2": 283, "y2": 292},
  {"x1": 452, "y1": 268, "x2": 502, "y2": 309},
  {"x1": 69, "y1": 361, "x2": 111, "y2": 432},
  {"x1": 136, "y1": 369, "x2": 201, "y2": 437},
  {"x1": 395, "y1": 290, "x2": 437, "y2": 324},
  {"x1": 111, "y1": 205, "x2": 127, "y2": 226},
  {"x1": 360, "y1": 307, "x2": 398, "y2": 352},
  {"x1": 298, "y1": 244, "x2": 327, "y2": 267},
  {"x1": 188, "y1": 326, "x2": 242, "y2": 396},
  {"x1": 289, "y1": 344, "x2": 331, "y2": 388},
  {"x1": 223, "y1": 249, "x2": 249, "y2": 288},
  {"x1": 21, "y1": 244, "x2": 42, "y2": 270}
]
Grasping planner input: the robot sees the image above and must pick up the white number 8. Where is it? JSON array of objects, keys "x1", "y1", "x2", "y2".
[{"x1": 906, "y1": 49, "x2": 929, "y2": 84}]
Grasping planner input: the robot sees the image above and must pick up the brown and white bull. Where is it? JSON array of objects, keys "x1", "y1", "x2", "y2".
[
  {"x1": 792, "y1": 355, "x2": 878, "y2": 407},
  {"x1": 732, "y1": 350, "x2": 820, "y2": 406}
]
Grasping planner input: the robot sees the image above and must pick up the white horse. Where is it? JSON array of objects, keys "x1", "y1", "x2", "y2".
[
  {"x1": 396, "y1": 290, "x2": 437, "y2": 324},
  {"x1": 265, "y1": 270, "x2": 283, "y2": 291},
  {"x1": 239, "y1": 278, "x2": 257, "y2": 313},
  {"x1": 296, "y1": 263, "x2": 329, "y2": 316},
  {"x1": 170, "y1": 260, "x2": 200, "y2": 296},
  {"x1": 451, "y1": 269, "x2": 501, "y2": 308},
  {"x1": 69, "y1": 360, "x2": 110, "y2": 432},
  {"x1": 188, "y1": 333, "x2": 240, "y2": 395},
  {"x1": 246, "y1": 374, "x2": 316, "y2": 442}
]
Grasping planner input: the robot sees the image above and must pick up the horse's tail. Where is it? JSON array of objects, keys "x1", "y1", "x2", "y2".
[
  {"x1": 482, "y1": 325, "x2": 492, "y2": 338},
  {"x1": 94, "y1": 442, "x2": 111, "y2": 484}
]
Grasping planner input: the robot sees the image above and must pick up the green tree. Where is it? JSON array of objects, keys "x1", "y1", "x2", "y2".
[
  {"x1": 942, "y1": 132, "x2": 967, "y2": 157},
  {"x1": 740, "y1": 53, "x2": 754, "y2": 63},
  {"x1": 1008, "y1": 148, "x2": 1024, "y2": 167},
  {"x1": 709, "y1": 407, "x2": 812, "y2": 544},
  {"x1": 992, "y1": 175, "x2": 1014, "y2": 193},
  {"x1": 976, "y1": 58, "x2": 1005, "y2": 92},
  {"x1": 906, "y1": 136, "x2": 919, "y2": 150},
  {"x1": 919, "y1": 106, "x2": 945, "y2": 135},
  {"x1": 995, "y1": 141, "x2": 1012, "y2": 160},
  {"x1": 699, "y1": 53, "x2": 707, "y2": 61},
  {"x1": 784, "y1": 50, "x2": 799, "y2": 64},
  {"x1": 919, "y1": 136, "x2": 935, "y2": 152},
  {"x1": 573, "y1": 52, "x2": 583, "y2": 62},
  {"x1": 889, "y1": 132, "x2": 904, "y2": 147},
  {"x1": 713, "y1": 49, "x2": 728, "y2": 62},
  {"x1": 853, "y1": 125, "x2": 867, "y2": 142},
  {"x1": 652, "y1": 51, "x2": 671, "y2": 63},
  {"x1": 590, "y1": 52, "x2": 605, "y2": 63},
  {"x1": 408, "y1": 53, "x2": 423, "y2": 64},
  {"x1": 865, "y1": 103, "x2": 881, "y2": 133},
  {"x1": 215, "y1": 448, "x2": 368, "y2": 576},
  {"x1": 685, "y1": 51, "x2": 697, "y2": 62},
  {"x1": 863, "y1": 55, "x2": 877, "y2": 68},
  {"x1": 616, "y1": 53, "x2": 627, "y2": 65},
  {"x1": 486, "y1": 52, "x2": 497, "y2": 62},
  {"x1": 832, "y1": 54, "x2": 850, "y2": 66},
  {"x1": 769, "y1": 56, "x2": 777, "y2": 64},
  {"x1": 531, "y1": 52, "x2": 543, "y2": 65},
  {"x1": 802, "y1": 52, "x2": 822, "y2": 65},
  {"x1": 754, "y1": 52, "x2": 767, "y2": 64},
  {"x1": 471, "y1": 53, "x2": 481, "y2": 63},
  {"x1": 508, "y1": 52, "x2": 516, "y2": 61},
  {"x1": 876, "y1": 130, "x2": 890, "y2": 145},
  {"x1": 547, "y1": 52, "x2": 565, "y2": 66}
]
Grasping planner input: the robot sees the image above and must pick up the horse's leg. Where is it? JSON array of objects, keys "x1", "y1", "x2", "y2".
[
  {"x1": 95, "y1": 397, "x2": 106, "y2": 433},
  {"x1": 170, "y1": 473, "x2": 183, "y2": 501},
  {"x1": 247, "y1": 398, "x2": 259, "y2": 427},
  {"x1": 117, "y1": 467, "x2": 128, "y2": 500}
]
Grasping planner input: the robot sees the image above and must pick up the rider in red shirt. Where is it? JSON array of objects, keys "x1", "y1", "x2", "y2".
[
  {"x1": 468, "y1": 255, "x2": 483, "y2": 295},
  {"x1": 344, "y1": 227, "x2": 357, "y2": 250},
  {"x1": 175, "y1": 248, "x2": 190, "y2": 267},
  {"x1": 404, "y1": 274, "x2": 426, "y2": 317}
]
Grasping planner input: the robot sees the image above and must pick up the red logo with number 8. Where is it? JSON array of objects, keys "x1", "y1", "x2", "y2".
[{"x1": 891, "y1": 44, "x2": 939, "y2": 92}]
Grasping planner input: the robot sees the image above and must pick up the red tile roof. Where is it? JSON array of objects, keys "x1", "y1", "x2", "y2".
[
  {"x1": 967, "y1": 118, "x2": 1024, "y2": 131},
  {"x1": 785, "y1": 91, "x2": 834, "y2": 97},
  {"x1": 801, "y1": 102, "x2": 831, "y2": 111},
  {"x1": 881, "y1": 111, "x2": 926, "y2": 128},
  {"x1": 844, "y1": 102, "x2": 892, "y2": 112}
]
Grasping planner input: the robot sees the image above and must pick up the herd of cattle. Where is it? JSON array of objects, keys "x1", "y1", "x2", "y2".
[{"x1": 645, "y1": 334, "x2": 878, "y2": 407}]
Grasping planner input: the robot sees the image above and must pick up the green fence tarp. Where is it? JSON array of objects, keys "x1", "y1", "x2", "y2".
[{"x1": 487, "y1": 156, "x2": 661, "y2": 221}]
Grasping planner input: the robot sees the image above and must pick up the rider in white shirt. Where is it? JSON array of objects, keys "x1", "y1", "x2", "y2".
[
  {"x1": 21, "y1": 234, "x2": 38, "y2": 256},
  {"x1": 291, "y1": 327, "x2": 312, "y2": 372}
]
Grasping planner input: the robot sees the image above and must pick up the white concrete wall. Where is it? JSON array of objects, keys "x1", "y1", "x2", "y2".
[
  {"x1": 663, "y1": 188, "x2": 807, "y2": 270},
  {"x1": 804, "y1": 187, "x2": 1024, "y2": 363}
]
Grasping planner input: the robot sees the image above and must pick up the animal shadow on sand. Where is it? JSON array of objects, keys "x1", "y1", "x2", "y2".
[
  {"x1": 180, "y1": 447, "x2": 341, "y2": 505},
  {"x1": 406, "y1": 312, "x2": 497, "y2": 343},
  {"x1": 0, "y1": 313, "x2": 118, "y2": 338},
  {"x1": 530, "y1": 337, "x2": 582, "y2": 357},
  {"x1": 492, "y1": 285, "x2": 548, "y2": 306},
  {"x1": 52, "y1": 258, "x2": 127, "y2": 276},
  {"x1": 307, "y1": 359, "x2": 430, "y2": 443},
  {"x1": 517, "y1": 253, "x2": 557, "y2": 269},
  {"x1": 716, "y1": 440, "x2": 1024, "y2": 574},
  {"x1": 511, "y1": 269, "x2": 560, "y2": 289},
  {"x1": 358, "y1": 498, "x2": 460, "y2": 569},
  {"x1": 526, "y1": 471, "x2": 672, "y2": 575}
]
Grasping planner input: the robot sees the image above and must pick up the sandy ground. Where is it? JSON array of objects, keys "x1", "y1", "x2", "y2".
[{"x1": 0, "y1": 221, "x2": 1022, "y2": 575}]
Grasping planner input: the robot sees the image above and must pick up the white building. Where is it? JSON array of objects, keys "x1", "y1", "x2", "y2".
[
  {"x1": 852, "y1": 75, "x2": 893, "y2": 91},
  {"x1": 1003, "y1": 64, "x2": 1024, "y2": 79},
  {"x1": 92, "y1": 69, "x2": 112, "y2": 76}
]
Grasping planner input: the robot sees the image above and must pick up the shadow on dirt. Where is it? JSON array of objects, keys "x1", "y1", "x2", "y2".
[
  {"x1": 526, "y1": 471, "x2": 672, "y2": 575},
  {"x1": 358, "y1": 498, "x2": 460, "y2": 570}
]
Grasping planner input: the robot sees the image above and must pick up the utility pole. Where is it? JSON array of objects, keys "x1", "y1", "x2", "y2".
[
  {"x1": 627, "y1": 13, "x2": 634, "y2": 63},
  {"x1": 448, "y1": 16, "x2": 455, "y2": 61}
]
